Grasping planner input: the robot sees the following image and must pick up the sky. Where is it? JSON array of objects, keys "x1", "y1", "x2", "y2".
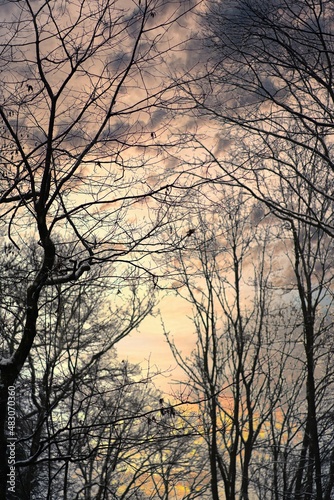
[
  {"x1": 117, "y1": 290, "x2": 196, "y2": 393},
  {"x1": 98, "y1": 1, "x2": 208, "y2": 394}
]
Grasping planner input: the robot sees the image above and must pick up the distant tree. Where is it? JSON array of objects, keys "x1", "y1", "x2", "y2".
[
  {"x1": 162, "y1": 186, "x2": 334, "y2": 499},
  {"x1": 248, "y1": 194, "x2": 334, "y2": 500},
  {"x1": 280, "y1": 189, "x2": 334, "y2": 500},
  {"x1": 163, "y1": 193, "x2": 291, "y2": 500},
  {"x1": 144, "y1": 399, "x2": 210, "y2": 500}
]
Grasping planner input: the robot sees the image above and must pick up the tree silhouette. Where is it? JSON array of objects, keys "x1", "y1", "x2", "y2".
[{"x1": 0, "y1": 0, "x2": 198, "y2": 496}]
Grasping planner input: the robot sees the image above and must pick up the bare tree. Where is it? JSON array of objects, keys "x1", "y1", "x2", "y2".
[
  {"x1": 249, "y1": 210, "x2": 334, "y2": 500},
  {"x1": 0, "y1": 243, "x2": 159, "y2": 498},
  {"x1": 190, "y1": 0, "x2": 334, "y2": 236},
  {"x1": 143, "y1": 399, "x2": 210, "y2": 500},
  {"x1": 163, "y1": 193, "x2": 294, "y2": 500},
  {"x1": 283, "y1": 205, "x2": 334, "y2": 499},
  {"x1": 159, "y1": 179, "x2": 334, "y2": 499},
  {"x1": 0, "y1": 0, "x2": 199, "y2": 496},
  {"x1": 180, "y1": 4, "x2": 334, "y2": 494}
]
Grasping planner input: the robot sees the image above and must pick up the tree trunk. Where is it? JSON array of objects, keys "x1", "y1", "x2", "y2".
[
  {"x1": 209, "y1": 398, "x2": 220, "y2": 500},
  {"x1": 304, "y1": 323, "x2": 323, "y2": 500}
]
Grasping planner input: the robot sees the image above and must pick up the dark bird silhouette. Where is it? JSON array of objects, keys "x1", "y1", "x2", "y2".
[{"x1": 186, "y1": 228, "x2": 196, "y2": 237}]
